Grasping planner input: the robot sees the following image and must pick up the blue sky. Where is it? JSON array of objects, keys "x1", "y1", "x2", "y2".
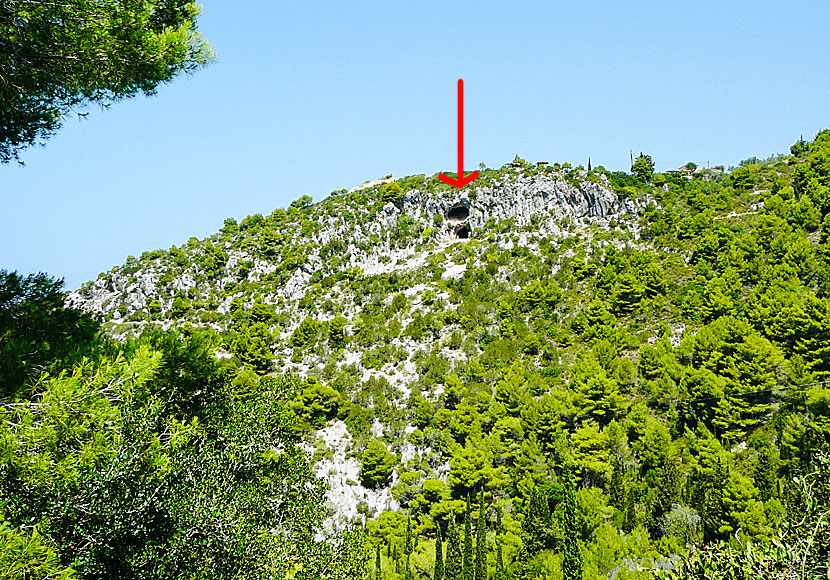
[{"x1": 3, "y1": 1, "x2": 830, "y2": 289}]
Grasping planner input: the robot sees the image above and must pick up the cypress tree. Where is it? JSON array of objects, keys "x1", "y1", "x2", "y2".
[
  {"x1": 445, "y1": 515, "x2": 463, "y2": 580},
  {"x1": 434, "y1": 525, "x2": 444, "y2": 580},
  {"x1": 622, "y1": 487, "x2": 637, "y2": 533},
  {"x1": 494, "y1": 506, "x2": 506, "y2": 580},
  {"x1": 512, "y1": 546, "x2": 534, "y2": 580},
  {"x1": 655, "y1": 457, "x2": 682, "y2": 521},
  {"x1": 755, "y1": 445, "x2": 779, "y2": 501},
  {"x1": 405, "y1": 514, "x2": 413, "y2": 580},
  {"x1": 463, "y1": 496, "x2": 474, "y2": 580},
  {"x1": 376, "y1": 543, "x2": 382, "y2": 580},
  {"x1": 561, "y1": 470, "x2": 583, "y2": 580},
  {"x1": 495, "y1": 541, "x2": 506, "y2": 580},
  {"x1": 521, "y1": 483, "x2": 552, "y2": 554},
  {"x1": 474, "y1": 491, "x2": 487, "y2": 580}
]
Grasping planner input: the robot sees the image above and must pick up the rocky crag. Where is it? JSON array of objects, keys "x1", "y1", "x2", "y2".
[{"x1": 68, "y1": 165, "x2": 646, "y2": 327}]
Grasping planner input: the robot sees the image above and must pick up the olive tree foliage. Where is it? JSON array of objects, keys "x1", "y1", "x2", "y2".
[{"x1": 0, "y1": 0, "x2": 214, "y2": 162}]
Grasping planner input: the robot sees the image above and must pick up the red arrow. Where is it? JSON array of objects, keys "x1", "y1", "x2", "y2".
[{"x1": 438, "y1": 79, "x2": 480, "y2": 188}]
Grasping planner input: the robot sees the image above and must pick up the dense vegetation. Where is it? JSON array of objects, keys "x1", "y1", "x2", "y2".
[
  {"x1": 5, "y1": 131, "x2": 830, "y2": 578},
  {"x1": 0, "y1": 272, "x2": 368, "y2": 578}
]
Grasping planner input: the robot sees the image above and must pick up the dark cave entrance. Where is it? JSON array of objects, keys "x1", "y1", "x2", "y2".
[
  {"x1": 456, "y1": 225, "x2": 470, "y2": 239},
  {"x1": 447, "y1": 204, "x2": 470, "y2": 221}
]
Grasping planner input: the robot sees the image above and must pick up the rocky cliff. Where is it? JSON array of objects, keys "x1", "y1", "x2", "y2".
[{"x1": 68, "y1": 165, "x2": 647, "y2": 329}]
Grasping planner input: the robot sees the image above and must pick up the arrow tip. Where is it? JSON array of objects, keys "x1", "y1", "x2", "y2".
[{"x1": 438, "y1": 171, "x2": 479, "y2": 189}]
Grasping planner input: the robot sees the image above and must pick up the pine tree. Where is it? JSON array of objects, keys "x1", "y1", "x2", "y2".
[
  {"x1": 463, "y1": 496, "x2": 474, "y2": 580},
  {"x1": 561, "y1": 471, "x2": 584, "y2": 580},
  {"x1": 445, "y1": 516, "x2": 463, "y2": 580},
  {"x1": 474, "y1": 491, "x2": 487, "y2": 580},
  {"x1": 434, "y1": 526, "x2": 444, "y2": 580}
]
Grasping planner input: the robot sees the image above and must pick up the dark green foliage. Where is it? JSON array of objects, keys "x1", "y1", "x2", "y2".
[
  {"x1": 329, "y1": 314, "x2": 348, "y2": 348},
  {"x1": 404, "y1": 514, "x2": 413, "y2": 579},
  {"x1": 434, "y1": 526, "x2": 444, "y2": 580},
  {"x1": 754, "y1": 445, "x2": 779, "y2": 501},
  {"x1": 232, "y1": 321, "x2": 273, "y2": 373},
  {"x1": 289, "y1": 376, "x2": 341, "y2": 426},
  {"x1": 731, "y1": 164, "x2": 758, "y2": 191},
  {"x1": 660, "y1": 453, "x2": 830, "y2": 580},
  {"x1": 138, "y1": 329, "x2": 228, "y2": 424},
  {"x1": 561, "y1": 471, "x2": 583, "y2": 580},
  {"x1": 494, "y1": 540, "x2": 506, "y2": 580},
  {"x1": 521, "y1": 484, "x2": 556, "y2": 554},
  {"x1": 0, "y1": 0, "x2": 213, "y2": 162},
  {"x1": 519, "y1": 280, "x2": 560, "y2": 312},
  {"x1": 463, "y1": 496, "x2": 474, "y2": 580},
  {"x1": 292, "y1": 316, "x2": 320, "y2": 348},
  {"x1": 444, "y1": 516, "x2": 463, "y2": 580},
  {"x1": 474, "y1": 492, "x2": 486, "y2": 580},
  {"x1": 0, "y1": 270, "x2": 99, "y2": 397}
]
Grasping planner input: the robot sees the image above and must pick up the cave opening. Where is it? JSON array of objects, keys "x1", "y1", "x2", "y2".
[
  {"x1": 447, "y1": 204, "x2": 470, "y2": 221},
  {"x1": 456, "y1": 225, "x2": 470, "y2": 239}
]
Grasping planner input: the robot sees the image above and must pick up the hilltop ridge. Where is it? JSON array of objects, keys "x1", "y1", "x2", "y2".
[{"x1": 68, "y1": 161, "x2": 650, "y2": 333}]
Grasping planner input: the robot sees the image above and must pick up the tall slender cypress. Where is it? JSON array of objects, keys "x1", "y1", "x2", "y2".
[
  {"x1": 393, "y1": 544, "x2": 401, "y2": 575},
  {"x1": 463, "y1": 496, "x2": 474, "y2": 580},
  {"x1": 561, "y1": 470, "x2": 584, "y2": 580},
  {"x1": 494, "y1": 505, "x2": 506, "y2": 580},
  {"x1": 445, "y1": 515, "x2": 463, "y2": 580},
  {"x1": 495, "y1": 541, "x2": 505, "y2": 580},
  {"x1": 405, "y1": 514, "x2": 413, "y2": 580},
  {"x1": 434, "y1": 525, "x2": 444, "y2": 580},
  {"x1": 376, "y1": 543, "x2": 382, "y2": 580},
  {"x1": 474, "y1": 491, "x2": 487, "y2": 580}
]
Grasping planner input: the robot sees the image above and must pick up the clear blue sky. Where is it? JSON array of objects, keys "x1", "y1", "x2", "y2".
[{"x1": 3, "y1": 1, "x2": 830, "y2": 290}]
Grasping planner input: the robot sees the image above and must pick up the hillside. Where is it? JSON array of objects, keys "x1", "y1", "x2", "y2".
[{"x1": 5, "y1": 136, "x2": 830, "y2": 579}]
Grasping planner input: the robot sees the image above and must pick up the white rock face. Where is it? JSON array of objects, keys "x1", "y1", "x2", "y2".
[
  {"x1": 441, "y1": 263, "x2": 467, "y2": 280},
  {"x1": 313, "y1": 420, "x2": 399, "y2": 531}
]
